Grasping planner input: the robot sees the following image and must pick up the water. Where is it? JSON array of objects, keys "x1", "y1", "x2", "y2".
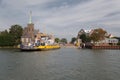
[{"x1": 0, "y1": 48, "x2": 120, "y2": 80}]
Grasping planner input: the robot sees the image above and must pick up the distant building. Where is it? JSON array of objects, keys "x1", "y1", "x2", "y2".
[
  {"x1": 77, "y1": 29, "x2": 92, "y2": 38},
  {"x1": 21, "y1": 23, "x2": 35, "y2": 45},
  {"x1": 77, "y1": 28, "x2": 119, "y2": 46},
  {"x1": 96, "y1": 38, "x2": 119, "y2": 46},
  {"x1": 21, "y1": 11, "x2": 55, "y2": 46}
]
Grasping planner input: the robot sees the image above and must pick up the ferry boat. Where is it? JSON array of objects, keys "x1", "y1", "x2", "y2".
[
  {"x1": 20, "y1": 44, "x2": 60, "y2": 51},
  {"x1": 20, "y1": 11, "x2": 60, "y2": 51}
]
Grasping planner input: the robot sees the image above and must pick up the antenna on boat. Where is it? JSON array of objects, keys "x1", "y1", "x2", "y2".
[{"x1": 44, "y1": 25, "x2": 46, "y2": 35}]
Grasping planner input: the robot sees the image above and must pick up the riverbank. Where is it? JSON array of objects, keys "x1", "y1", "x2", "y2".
[
  {"x1": 61, "y1": 45, "x2": 77, "y2": 48},
  {"x1": 0, "y1": 46, "x2": 19, "y2": 49},
  {"x1": 60, "y1": 44, "x2": 77, "y2": 48}
]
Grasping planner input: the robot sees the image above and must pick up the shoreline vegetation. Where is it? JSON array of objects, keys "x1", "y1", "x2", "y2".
[
  {"x1": 0, "y1": 46, "x2": 20, "y2": 49},
  {"x1": 0, "y1": 24, "x2": 23, "y2": 47}
]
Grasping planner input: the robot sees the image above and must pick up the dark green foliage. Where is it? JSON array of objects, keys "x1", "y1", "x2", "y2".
[
  {"x1": 61, "y1": 38, "x2": 67, "y2": 44},
  {"x1": 55, "y1": 38, "x2": 60, "y2": 43},
  {"x1": 9, "y1": 25, "x2": 23, "y2": 39},
  {"x1": 0, "y1": 24, "x2": 23, "y2": 46},
  {"x1": 80, "y1": 34, "x2": 86, "y2": 43},
  {"x1": 0, "y1": 29, "x2": 9, "y2": 35},
  {"x1": 0, "y1": 34, "x2": 14, "y2": 46},
  {"x1": 79, "y1": 34, "x2": 91, "y2": 43},
  {"x1": 9, "y1": 24, "x2": 23, "y2": 45},
  {"x1": 71, "y1": 37, "x2": 77, "y2": 44}
]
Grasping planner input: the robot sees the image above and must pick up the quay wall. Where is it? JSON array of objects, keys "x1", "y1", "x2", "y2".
[{"x1": 92, "y1": 46, "x2": 120, "y2": 49}]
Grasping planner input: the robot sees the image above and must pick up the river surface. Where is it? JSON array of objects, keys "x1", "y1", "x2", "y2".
[{"x1": 0, "y1": 48, "x2": 120, "y2": 80}]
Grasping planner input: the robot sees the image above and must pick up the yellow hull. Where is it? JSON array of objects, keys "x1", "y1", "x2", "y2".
[{"x1": 35, "y1": 45, "x2": 60, "y2": 50}]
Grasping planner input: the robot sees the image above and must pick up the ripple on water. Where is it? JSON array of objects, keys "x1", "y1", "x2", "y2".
[{"x1": 0, "y1": 48, "x2": 120, "y2": 80}]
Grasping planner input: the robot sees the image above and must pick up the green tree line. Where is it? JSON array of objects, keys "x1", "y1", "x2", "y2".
[
  {"x1": 55, "y1": 38, "x2": 67, "y2": 44},
  {"x1": 0, "y1": 24, "x2": 23, "y2": 47}
]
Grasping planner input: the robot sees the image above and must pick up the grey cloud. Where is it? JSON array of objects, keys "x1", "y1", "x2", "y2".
[
  {"x1": 0, "y1": 0, "x2": 2, "y2": 4},
  {"x1": 0, "y1": 0, "x2": 120, "y2": 39},
  {"x1": 43, "y1": 0, "x2": 91, "y2": 9},
  {"x1": 104, "y1": 11, "x2": 120, "y2": 17}
]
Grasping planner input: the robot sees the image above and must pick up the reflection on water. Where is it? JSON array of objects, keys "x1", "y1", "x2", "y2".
[{"x1": 0, "y1": 48, "x2": 120, "y2": 80}]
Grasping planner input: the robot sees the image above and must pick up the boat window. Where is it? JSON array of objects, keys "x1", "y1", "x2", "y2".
[{"x1": 41, "y1": 43, "x2": 45, "y2": 46}]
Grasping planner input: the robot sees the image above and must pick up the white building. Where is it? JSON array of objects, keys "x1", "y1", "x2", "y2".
[{"x1": 97, "y1": 38, "x2": 118, "y2": 46}]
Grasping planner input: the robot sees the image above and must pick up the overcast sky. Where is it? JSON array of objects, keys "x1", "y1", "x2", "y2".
[{"x1": 0, "y1": 0, "x2": 120, "y2": 41}]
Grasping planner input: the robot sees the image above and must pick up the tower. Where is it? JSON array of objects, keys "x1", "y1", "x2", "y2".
[
  {"x1": 29, "y1": 11, "x2": 32, "y2": 24},
  {"x1": 21, "y1": 11, "x2": 35, "y2": 44},
  {"x1": 27, "y1": 11, "x2": 34, "y2": 41}
]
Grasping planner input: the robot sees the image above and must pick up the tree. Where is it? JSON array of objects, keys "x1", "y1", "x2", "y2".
[
  {"x1": 79, "y1": 34, "x2": 91, "y2": 43},
  {"x1": 90, "y1": 28, "x2": 107, "y2": 42},
  {"x1": 0, "y1": 24, "x2": 23, "y2": 47},
  {"x1": 9, "y1": 24, "x2": 23, "y2": 39},
  {"x1": 80, "y1": 34, "x2": 87, "y2": 43},
  {"x1": 61, "y1": 38, "x2": 67, "y2": 44},
  {"x1": 71, "y1": 37, "x2": 77, "y2": 44},
  {"x1": 0, "y1": 34, "x2": 14, "y2": 46},
  {"x1": 9, "y1": 24, "x2": 23, "y2": 45},
  {"x1": 55, "y1": 38, "x2": 60, "y2": 43},
  {"x1": 0, "y1": 29, "x2": 8, "y2": 35}
]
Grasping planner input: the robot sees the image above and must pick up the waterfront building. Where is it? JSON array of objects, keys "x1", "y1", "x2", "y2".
[
  {"x1": 21, "y1": 23, "x2": 35, "y2": 45},
  {"x1": 96, "y1": 38, "x2": 119, "y2": 46},
  {"x1": 21, "y1": 11, "x2": 35, "y2": 45},
  {"x1": 77, "y1": 28, "x2": 119, "y2": 47},
  {"x1": 21, "y1": 11, "x2": 55, "y2": 46}
]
